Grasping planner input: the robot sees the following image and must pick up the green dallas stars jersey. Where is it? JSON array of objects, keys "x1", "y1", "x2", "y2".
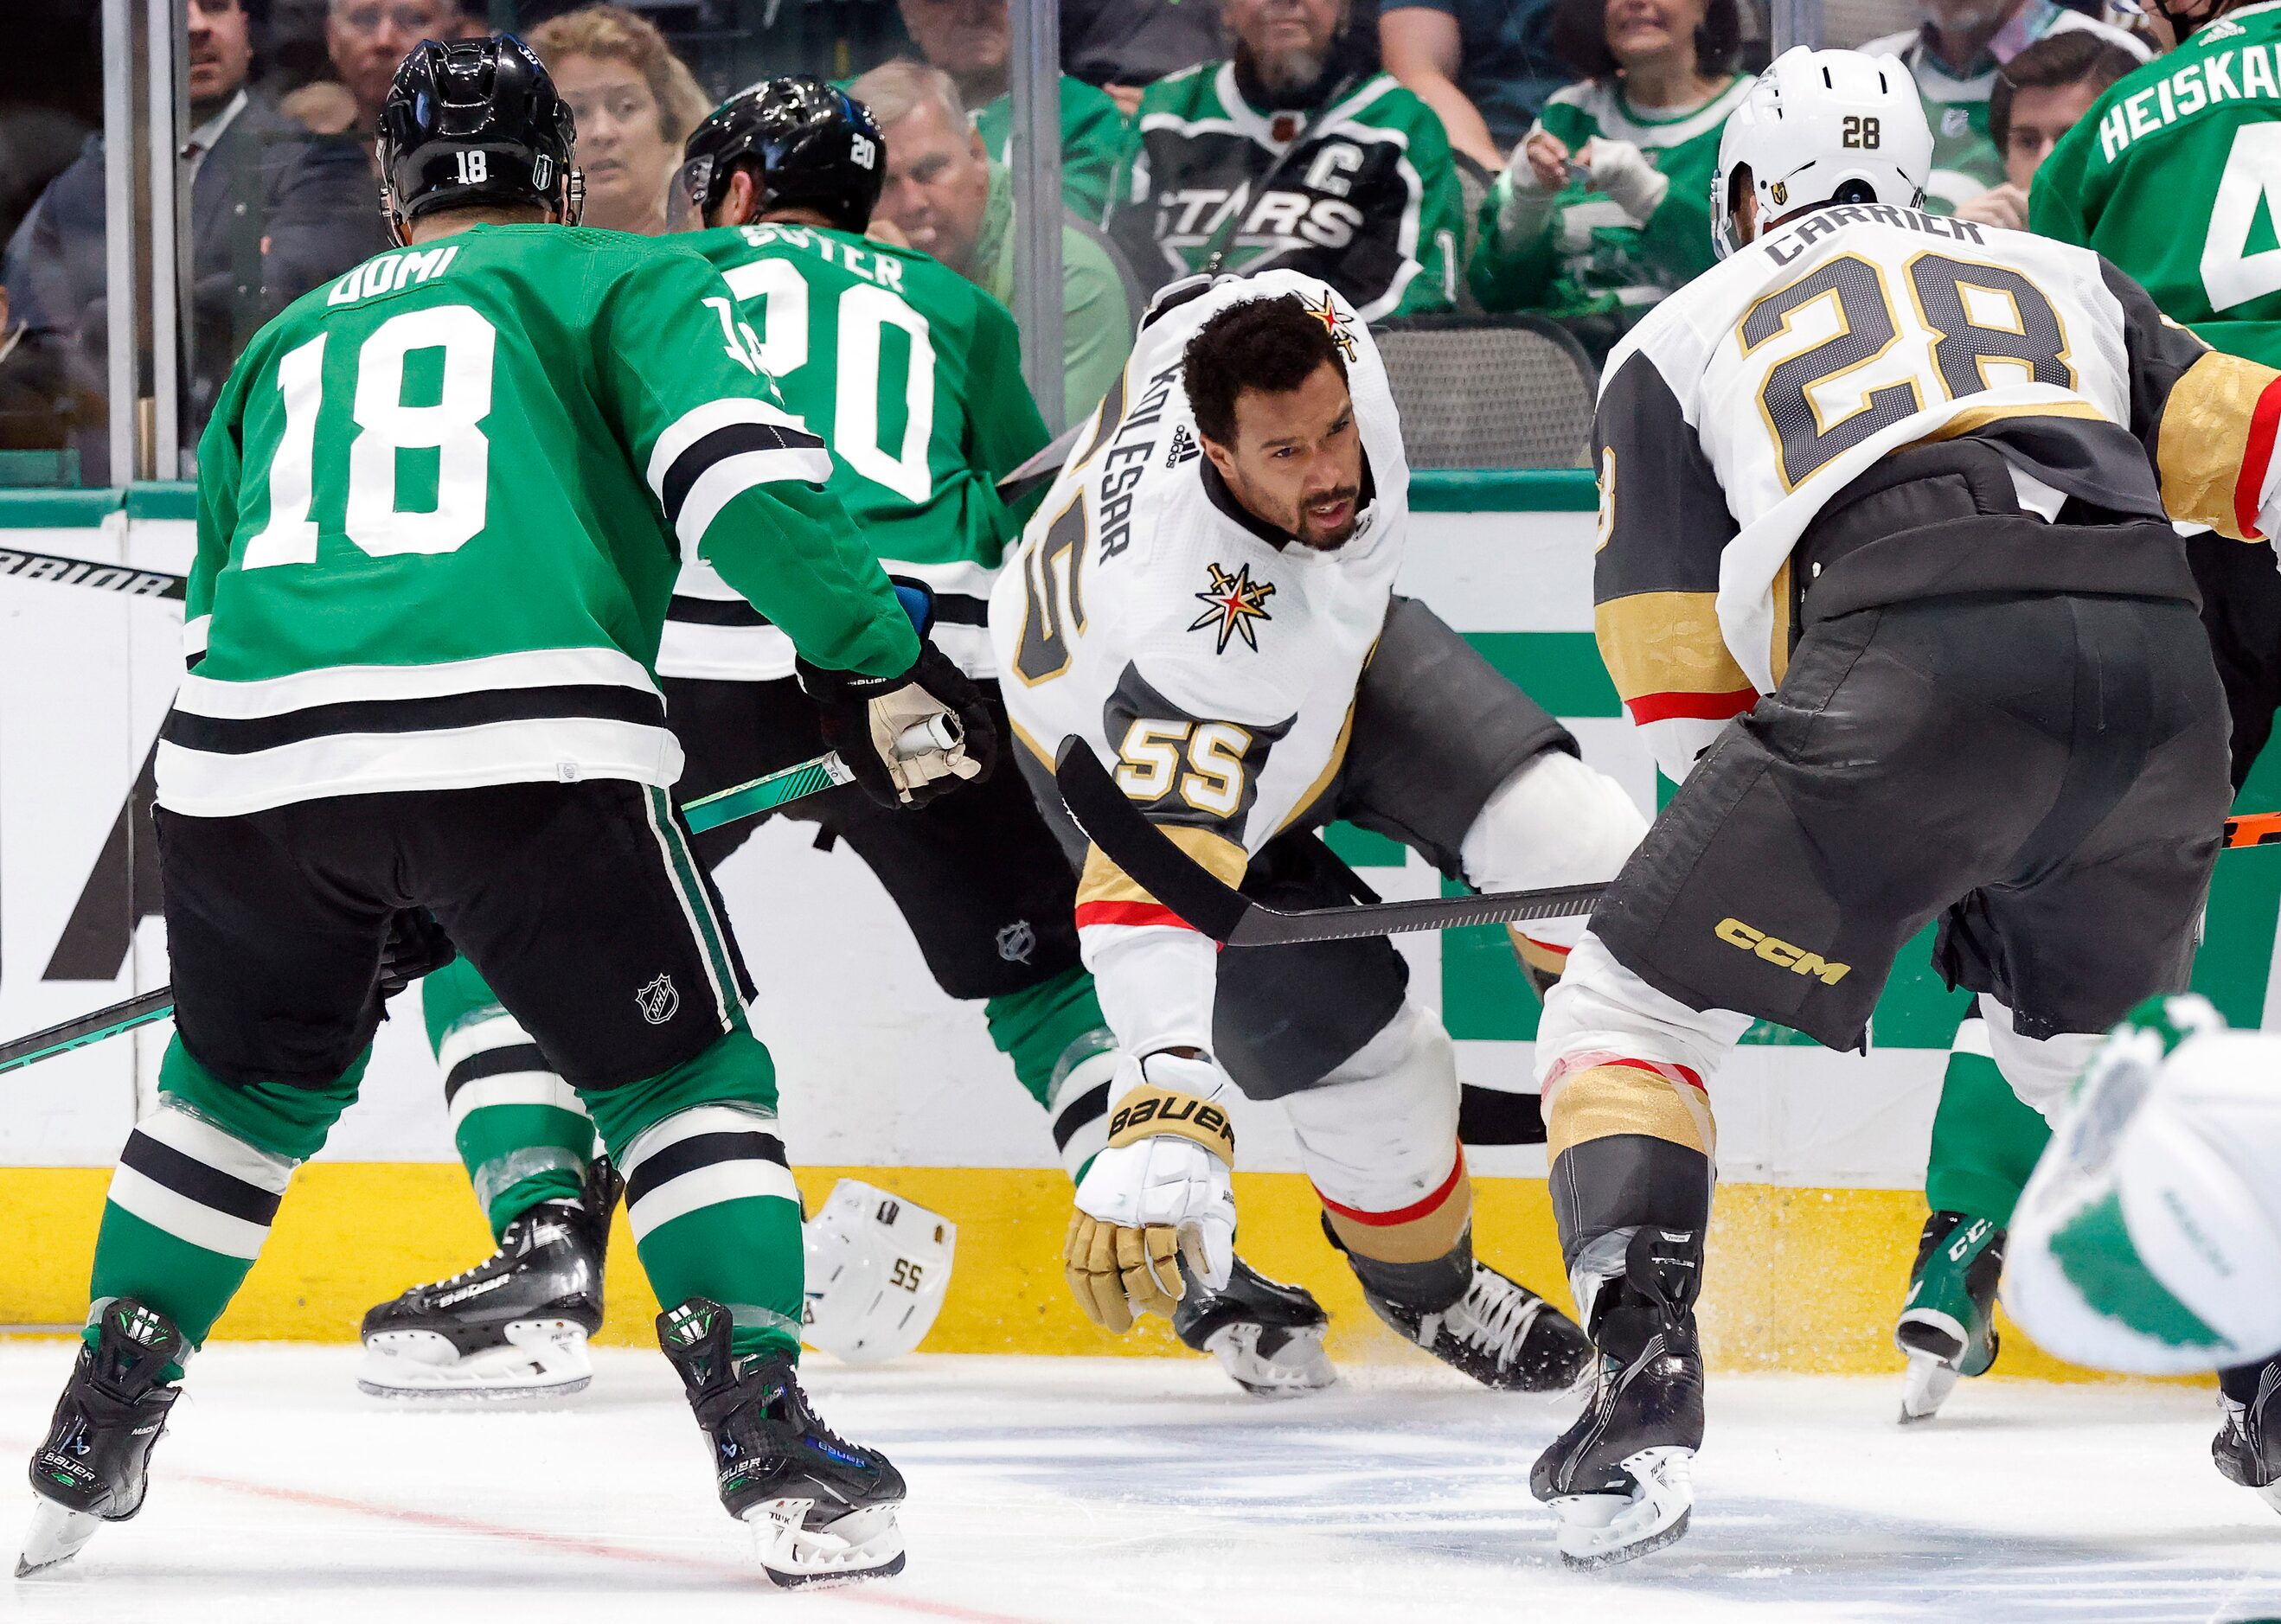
[
  {"x1": 170, "y1": 224, "x2": 916, "y2": 817},
  {"x1": 970, "y1": 76, "x2": 1129, "y2": 223},
  {"x1": 1108, "y1": 62, "x2": 1465, "y2": 321},
  {"x1": 2031, "y1": 0, "x2": 2281, "y2": 368},
  {"x1": 666, "y1": 221, "x2": 1051, "y2": 681},
  {"x1": 1470, "y1": 74, "x2": 1753, "y2": 335}
]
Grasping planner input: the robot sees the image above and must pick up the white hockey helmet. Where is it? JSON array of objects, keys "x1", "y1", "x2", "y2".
[
  {"x1": 2006, "y1": 999, "x2": 2281, "y2": 1374},
  {"x1": 801, "y1": 1179, "x2": 957, "y2": 1365},
  {"x1": 1711, "y1": 48, "x2": 1934, "y2": 259}
]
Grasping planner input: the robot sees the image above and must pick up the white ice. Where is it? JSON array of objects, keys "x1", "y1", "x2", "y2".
[{"x1": 3, "y1": 1341, "x2": 2278, "y2": 1624}]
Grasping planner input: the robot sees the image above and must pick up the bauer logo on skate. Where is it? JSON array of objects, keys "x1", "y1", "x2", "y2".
[{"x1": 1715, "y1": 917, "x2": 1852, "y2": 983}]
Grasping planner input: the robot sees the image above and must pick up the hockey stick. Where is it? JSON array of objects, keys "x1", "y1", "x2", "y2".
[
  {"x1": 0, "y1": 717, "x2": 958, "y2": 1077},
  {"x1": 1052, "y1": 739, "x2": 1605, "y2": 946},
  {"x1": 0, "y1": 547, "x2": 185, "y2": 601},
  {"x1": 1061, "y1": 737, "x2": 2281, "y2": 947}
]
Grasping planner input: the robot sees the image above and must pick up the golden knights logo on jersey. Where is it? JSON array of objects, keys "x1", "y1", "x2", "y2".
[{"x1": 1190, "y1": 561, "x2": 1277, "y2": 653}]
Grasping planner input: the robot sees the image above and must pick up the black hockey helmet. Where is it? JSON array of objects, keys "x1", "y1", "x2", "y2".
[
  {"x1": 666, "y1": 76, "x2": 884, "y2": 233},
  {"x1": 377, "y1": 35, "x2": 581, "y2": 236}
]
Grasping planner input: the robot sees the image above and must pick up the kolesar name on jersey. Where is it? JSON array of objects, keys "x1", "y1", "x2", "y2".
[
  {"x1": 2098, "y1": 36, "x2": 2281, "y2": 160},
  {"x1": 1097, "y1": 363, "x2": 1184, "y2": 560},
  {"x1": 326, "y1": 243, "x2": 461, "y2": 305}
]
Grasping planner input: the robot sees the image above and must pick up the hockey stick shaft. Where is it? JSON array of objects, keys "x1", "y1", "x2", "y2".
[
  {"x1": 1057, "y1": 740, "x2": 2281, "y2": 948},
  {"x1": 0, "y1": 547, "x2": 186, "y2": 600},
  {"x1": 0, "y1": 719, "x2": 958, "y2": 1077},
  {"x1": 1052, "y1": 739, "x2": 1604, "y2": 946}
]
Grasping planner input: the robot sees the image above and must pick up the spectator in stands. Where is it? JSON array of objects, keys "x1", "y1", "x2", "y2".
[
  {"x1": 1468, "y1": 0, "x2": 1749, "y2": 357},
  {"x1": 1107, "y1": 0, "x2": 1465, "y2": 320},
  {"x1": 1862, "y1": 0, "x2": 2146, "y2": 211},
  {"x1": 315, "y1": 0, "x2": 468, "y2": 140},
  {"x1": 855, "y1": 60, "x2": 1141, "y2": 426},
  {"x1": 896, "y1": 0, "x2": 1130, "y2": 221},
  {"x1": 1062, "y1": 0, "x2": 1229, "y2": 117},
  {"x1": 1381, "y1": 0, "x2": 1568, "y2": 171},
  {"x1": 0, "y1": 0, "x2": 378, "y2": 481},
  {"x1": 1952, "y1": 28, "x2": 2140, "y2": 228},
  {"x1": 529, "y1": 7, "x2": 711, "y2": 236}
]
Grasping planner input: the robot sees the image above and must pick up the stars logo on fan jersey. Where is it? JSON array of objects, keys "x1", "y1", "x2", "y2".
[
  {"x1": 1189, "y1": 561, "x2": 1276, "y2": 653},
  {"x1": 1303, "y1": 291, "x2": 1360, "y2": 361}
]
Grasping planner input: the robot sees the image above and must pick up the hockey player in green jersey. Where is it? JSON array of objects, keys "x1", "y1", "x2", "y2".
[
  {"x1": 361, "y1": 77, "x2": 1339, "y2": 1405},
  {"x1": 19, "y1": 39, "x2": 997, "y2": 1588},
  {"x1": 2031, "y1": 0, "x2": 2281, "y2": 366},
  {"x1": 1469, "y1": 0, "x2": 1753, "y2": 353}
]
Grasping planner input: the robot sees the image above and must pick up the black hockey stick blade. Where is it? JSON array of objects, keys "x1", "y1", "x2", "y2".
[
  {"x1": 0, "y1": 547, "x2": 186, "y2": 601},
  {"x1": 1053, "y1": 738, "x2": 1608, "y2": 946}
]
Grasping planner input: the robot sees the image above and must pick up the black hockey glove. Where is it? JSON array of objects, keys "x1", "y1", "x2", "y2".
[
  {"x1": 378, "y1": 908, "x2": 458, "y2": 1001},
  {"x1": 797, "y1": 636, "x2": 997, "y2": 809}
]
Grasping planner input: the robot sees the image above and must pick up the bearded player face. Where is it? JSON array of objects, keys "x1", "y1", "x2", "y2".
[{"x1": 1201, "y1": 361, "x2": 1366, "y2": 551}]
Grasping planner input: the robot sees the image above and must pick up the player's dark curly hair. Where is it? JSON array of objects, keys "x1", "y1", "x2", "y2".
[
  {"x1": 1552, "y1": 0, "x2": 1742, "y2": 83},
  {"x1": 1183, "y1": 294, "x2": 1349, "y2": 448}
]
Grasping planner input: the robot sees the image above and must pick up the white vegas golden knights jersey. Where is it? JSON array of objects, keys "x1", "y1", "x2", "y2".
[
  {"x1": 987, "y1": 271, "x2": 1408, "y2": 1058},
  {"x1": 1592, "y1": 201, "x2": 2281, "y2": 783}
]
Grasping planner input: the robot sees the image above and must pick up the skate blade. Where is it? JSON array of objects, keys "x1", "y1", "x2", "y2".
[
  {"x1": 743, "y1": 1499, "x2": 906, "y2": 1589},
  {"x1": 1898, "y1": 1351, "x2": 1961, "y2": 1424},
  {"x1": 17, "y1": 1499, "x2": 101, "y2": 1577},
  {"x1": 356, "y1": 1320, "x2": 593, "y2": 1402},
  {"x1": 1551, "y1": 1447, "x2": 1694, "y2": 1570},
  {"x1": 1201, "y1": 1323, "x2": 1336, "y2": 1399}
]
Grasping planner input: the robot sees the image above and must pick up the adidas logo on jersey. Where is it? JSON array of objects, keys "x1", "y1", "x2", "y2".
[{"x1": 1165, "y1": 426, "x2": 1200, "y2": 468}]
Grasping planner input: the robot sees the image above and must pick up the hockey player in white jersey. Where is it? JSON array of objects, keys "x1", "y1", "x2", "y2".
[
  {"x1": 1532, "y1": 48, "x2": 2281, "y2": 1567},
  {"x1": 990, "y1": 271, "x2": 1647, "y2": 1391}
]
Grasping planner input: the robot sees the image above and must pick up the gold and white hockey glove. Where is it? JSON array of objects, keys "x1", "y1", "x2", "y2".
[{"x1": 1064, "y1": 1052, "x2": 1238, "y2": 1333}]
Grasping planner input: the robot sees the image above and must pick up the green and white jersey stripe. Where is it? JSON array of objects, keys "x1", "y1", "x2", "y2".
[{"x1": 171, "y1": 225, "x2": 916, "y2": 816}]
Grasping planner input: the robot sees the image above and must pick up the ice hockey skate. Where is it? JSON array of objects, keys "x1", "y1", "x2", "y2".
[
  {"x1": 19, "y1": 1298, "x2": 183, "y2": 1577},
  {"x1": 1895, "y1": 1211, "x2": 2004, "y2": 1423},
  {"x1": 2214, "y1": 1360, "x2": 2281, "y2": 1516},
  {"x1": 1533, "y1": 1227, "x2": 1704, "y2": 1569},
  {"x1": 1361, "y1": 1254, "x2": 1591, "y2": 1393},
  {"x1": 357, "y1": 1159, "x2": 619, "y2": 1400},
  {"x1": 1173, "y1": 1254, "x2": 1336, "y2": 1397},
  {"x1": 659, "y1": 1295, "x2": 907, "y2": 1587}
]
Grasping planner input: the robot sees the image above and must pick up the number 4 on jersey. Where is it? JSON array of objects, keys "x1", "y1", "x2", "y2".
[{"x1": 2205, "y1": 125, "x2": 2281, "y2": 315}]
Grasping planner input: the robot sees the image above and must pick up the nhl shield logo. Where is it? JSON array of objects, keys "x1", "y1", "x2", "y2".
[
  {"x1": 637, "y1": 972, "x2": 680, "y2": 1026},
  {"x1": 996, "y1": 920, "x2": 1037, "y2": 964}
]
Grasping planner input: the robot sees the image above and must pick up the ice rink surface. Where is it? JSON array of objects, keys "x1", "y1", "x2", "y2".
[{"x1": 2, "y1": 1341, "x2": 2278, "y2": 1624}]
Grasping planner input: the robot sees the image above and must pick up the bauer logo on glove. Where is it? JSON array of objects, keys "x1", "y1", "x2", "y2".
[{"x1": 1064, "y1": 1052, "x2": 1240, "y2": 1335}]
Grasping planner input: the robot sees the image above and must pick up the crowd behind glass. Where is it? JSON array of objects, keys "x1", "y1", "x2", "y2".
[{"x1": 0, "y1": 0, "x2": 2174, "y2": 487}]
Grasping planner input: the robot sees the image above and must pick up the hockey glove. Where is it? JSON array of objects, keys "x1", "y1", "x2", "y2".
[
  {"x1": 797, "y1": 638, "x2": 998, "y2": 809},
  {"x1": 1065, "y1": 1052, "x2": 1238, "y2": 1333}
]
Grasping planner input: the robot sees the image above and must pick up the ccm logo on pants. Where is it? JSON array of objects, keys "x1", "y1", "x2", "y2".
[{"x1": 1714, "y1": 917, "x2": 1851, "y2": 984}]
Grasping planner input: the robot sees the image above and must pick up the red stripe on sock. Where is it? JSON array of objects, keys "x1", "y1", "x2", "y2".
[
  {"x1": 1605, "y1": 1057, "x2": 1708, "y2": 1094},
  {"x1": 1317, "y1": 1146, "x2": 1467, "y2": 1226},
  {"x1": 1074, "y1": 901, "x2": 1194, "y2": 931},
  {"x1": 1625, "y1": 687, "x2": 1759, "y2": 724},
  {"x1": 2239, "y1": 375, "x2": 2281, "y2": 542}
]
